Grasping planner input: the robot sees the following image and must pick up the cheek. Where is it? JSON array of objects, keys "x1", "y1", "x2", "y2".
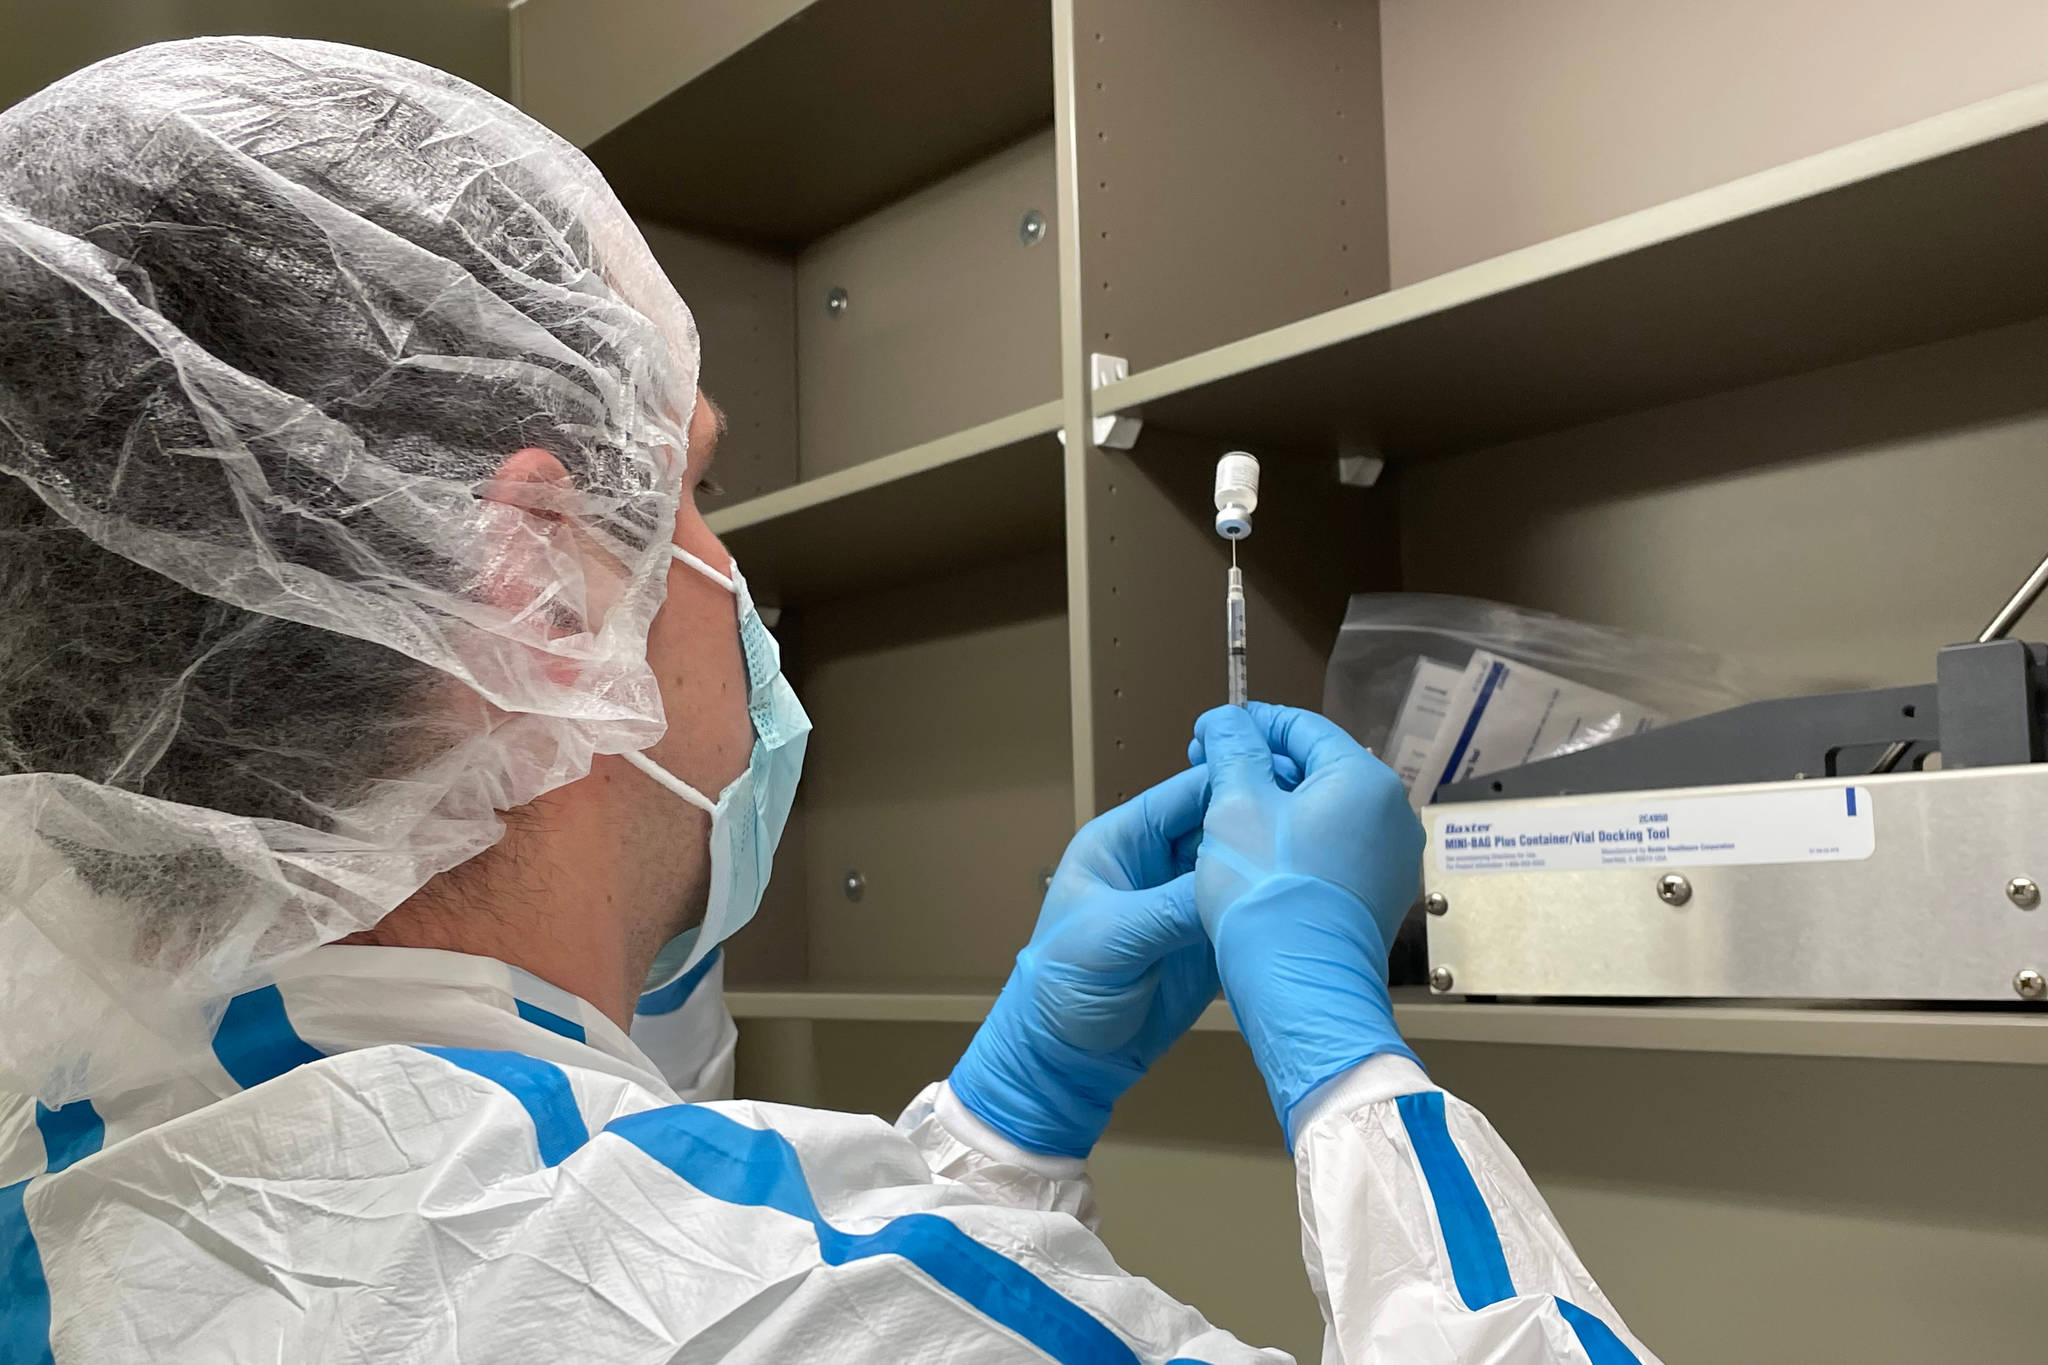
[
  {"x1": 649, "y1": 573, "x2": 743, "y2": 696},
  {"x1": 662, "y1": 503, "x2": 734, "y2": 669},
  {"x1": 650, "y1": 514, "x2": 753, "y2": 777},
  {"x1": 692, "y1": 603, "x2": 754, "y2": 777}
]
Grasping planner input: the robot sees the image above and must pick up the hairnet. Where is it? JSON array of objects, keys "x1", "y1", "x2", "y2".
[{"x1": 0, "y1": 37, "x2": 699, "y2": 1103}]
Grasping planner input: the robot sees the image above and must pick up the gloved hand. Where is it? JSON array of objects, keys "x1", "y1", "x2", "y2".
[
  {"x1": 949, "y1": 765, "x2": 1217, "y2": 1158},
  {"x1": 1188, "y1": 702, "x2": 1424, "y2": 1145}
]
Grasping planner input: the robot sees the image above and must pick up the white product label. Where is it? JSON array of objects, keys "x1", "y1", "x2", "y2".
[
  {"x1": 1385, "y1": 656, "x2": 1464, "y2": 794},
  {"x1": 1433, "y1": 785, "x2": 1875, "y2": 874},
  {"x1": 1391, "y1": 733, "x2": 1441, "y2": 795},
  {"x1": 1410, "y1": 650, "x2": 1664, "y2": 809}
]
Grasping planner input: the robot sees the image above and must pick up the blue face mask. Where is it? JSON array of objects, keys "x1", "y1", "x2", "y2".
[{"x1": 629, "y1": 547, "x2": 810, "y2": 993}]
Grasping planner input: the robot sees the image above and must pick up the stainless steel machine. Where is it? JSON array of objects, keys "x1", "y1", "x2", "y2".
[{"x1": 1420, "y1": 554, "x2": 2048, "y2": 1004}]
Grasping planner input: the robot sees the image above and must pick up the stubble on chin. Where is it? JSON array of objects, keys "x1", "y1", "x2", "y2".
[{"x1": 628, "y1": 790, "x2": 712, "y2": 950}]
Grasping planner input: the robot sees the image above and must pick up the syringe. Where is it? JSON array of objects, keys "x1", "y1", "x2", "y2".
[
  {"x1": 1226, "y1": 556, "x2": 1248, "y2": 707},
  {"x1": 1214, "y1": 452, "x2": 1260, "y2": 707}
]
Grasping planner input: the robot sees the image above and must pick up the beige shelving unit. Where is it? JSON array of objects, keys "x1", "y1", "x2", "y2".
[
  {"x1": 10, "y1": 3, "x2": 2044, "y2": 1362},
  {"x1": 727, "y1": 988, "x2": 2048, "y2": 1068},
  {"x1": 550, "y1": 5, "x2": 2048, "y2": 1360},
  {"x1": 1097, "y1": 82, "x2": 2048, "y2": 458},
  {"x1": 5, "y1": 2, "x2": 2007, "y2": 1360}
]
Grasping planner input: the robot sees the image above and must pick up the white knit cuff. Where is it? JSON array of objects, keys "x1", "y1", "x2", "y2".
[
  {"x1": 935, "y1": 1081, "x2": 1089, "y2": 1180},
  {"x1": 1290, "y1": 1054, "x2": 1437, "y2": 1155}
]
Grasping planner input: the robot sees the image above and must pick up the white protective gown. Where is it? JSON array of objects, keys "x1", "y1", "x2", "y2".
[
  {"x1": 630, "y1": 948, "x2": 741, "y2": 1103},
  {"x1": 0, "y1": 946, "x2": 1657, "y2": 1364}
]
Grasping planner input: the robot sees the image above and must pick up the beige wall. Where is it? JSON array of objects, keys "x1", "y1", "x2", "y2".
[
  {"x1": 1422, "y1": 1041, "x2": 2048, "y2": 1365},
  {"x1": 512, "y1": 0, "x2": 811, "y2": 147},
  {"x1": 1074, "y1": 0, "x2": 1388, "y2": 373},
  {"x1": 0, "y1": 0, "x2": 513, "y2": 110},
  {"x1": 1380, "y1": 0, "x2": 2048, "y2": 284},
  {"x1": 794, "y1": 550, "x2": 1073, "y2": 987},
  {"x1": 795, "y1": 131, "x2": 1061, "y2": 477},
  {"x1": 1399, "y1": 313, "x2": 2048, "y2": 691},
  {"x1": 636, "y1": 220, "x2": 801, "y2": 510}
]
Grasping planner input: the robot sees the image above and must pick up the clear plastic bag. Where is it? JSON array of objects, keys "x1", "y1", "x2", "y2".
[
  {"x1": 1323, "y1": 594, "x2": 1769, "y2": 987},
  {"x1": 1323, "y1": 594, "x2": 1767, "y2": 799}
]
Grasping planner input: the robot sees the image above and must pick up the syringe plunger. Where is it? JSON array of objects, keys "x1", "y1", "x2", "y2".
[
  {"x1": 1214, "y1": 451, "x2": 1260, "y2": 539},
  {"x1": 1226, "y1": 565, "x2": 1248, "y2": 706}
]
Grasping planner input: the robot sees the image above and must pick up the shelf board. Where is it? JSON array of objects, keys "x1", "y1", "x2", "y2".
[
  {"x1": 726, "y1": 987, "x2": 2048, "y2": 1066},
  {"x1": 583, "y1": 0, "x2": 1052, "y2": 247},
  {"x1": 727, "y1": 988, "x2": 998, "y2": 1025},
  {"x1": 707, "y1": 401, "x2": 1065, "y2": 604},
  {"x1": 513, "y1": 0, "x2": 811, "y2": 149},
  {"x1": 1388, "y1": 995, "x2": 2048, "y2": 1067},
  {"x1": 1097, "y1": 83, "x2": 2048, "y2": 460}
]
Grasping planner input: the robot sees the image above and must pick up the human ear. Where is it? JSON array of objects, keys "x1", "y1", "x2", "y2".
[
  {"x1": 482, "y1": 447, "x2": 574, "y2": 518},
  {"x1": 477, "y1": 447, "x2": 585, "y2": 687}
]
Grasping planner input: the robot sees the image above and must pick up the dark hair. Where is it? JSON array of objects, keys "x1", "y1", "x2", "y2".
[{"x1": 0, "y1": 40, "x2": 653, "y2": 833}]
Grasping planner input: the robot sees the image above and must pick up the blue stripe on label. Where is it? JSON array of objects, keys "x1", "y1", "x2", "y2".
[
  {"x1": 0, "y1": 1181, "x2": 53, "y2": 1365},
  {"x1": 514, "y1": 999, "x2": 587, "y2": 1043},
  {"x1": 33, "y1": 1100, "x2": 103, "y2": 1175},
  {"x1": 419, "y1": 1048, "x2": 588, "y2": 1168},
  {"x1": 1556, "y1": 1297, "x2": 1641, "y2": 1364},
  {"x1": 1396, "y1": 1090, "x2": 1516, "y2": 1311},
  {"x1": 1432, "y1": 661, "x2": 1508, "y2": 798},
  {"x1": 211, "y1": 985, "x2": 326, "y2": 1089},
  {"x1": 1846, "y1": 787, "x2": 1857, "y2": 816},
  {"x1": 605, "y1": 1104, "x2": 1140, "y2": 1365},
  {"x1": 637, "y1": 946, "x2": 722, "y2": 1018}
]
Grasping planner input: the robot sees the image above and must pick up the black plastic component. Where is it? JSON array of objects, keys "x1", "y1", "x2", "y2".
[
  {"x1": 1935, "y1": 639, "x2": 2047, "y2": 769},
  {"x1": 1435, "y1": 639, "x2": 2048, "y2": 804}
]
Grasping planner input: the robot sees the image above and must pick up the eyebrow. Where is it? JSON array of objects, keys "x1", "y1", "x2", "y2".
[{"x1": 701, "y1": 394, "x2": 727, "y2": 465}]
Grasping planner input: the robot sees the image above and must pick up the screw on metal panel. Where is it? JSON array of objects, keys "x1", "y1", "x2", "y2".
[
  {"x1": 2008, "y1": 876, "x2": 2040, "y2": 909},
  {"x1": 1424, "y1": 891, "x2": 1449, "y2": 916},
  {"x1": 841, "y1": 870, "x2": 864, "y2": 903},
  {"x1": 2015, "y1": 969, "x2": 2047, "y2": 1001},
  {"x1": 825, "y1": 286, "x2": 849, "y2": 317},
  {"x1": 1656, "y1": 873, "x2": 1693, "y2": 906},
  {"x1": 1428, "y1": 965, "x2": 1455, "y2": 994},
  {"x1": 1018, "y1": 208, "x2": 1047, "y2": 246}
]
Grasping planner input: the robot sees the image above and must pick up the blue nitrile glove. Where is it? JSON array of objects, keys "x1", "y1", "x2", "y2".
[
  {"x1": 1188, "y1": 702, "x2": 1425, "y2": 1145},
  {"x1": 949, "y1": 765, "x2": 1218, "y2": 1158}
]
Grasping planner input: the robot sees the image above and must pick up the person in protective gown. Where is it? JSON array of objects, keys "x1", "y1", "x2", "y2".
[{"x1": 0, "y1": 38, "x2": 1658, "y2": 1364}]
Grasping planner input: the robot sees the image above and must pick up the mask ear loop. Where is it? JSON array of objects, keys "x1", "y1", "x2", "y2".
[
  {"x1": 671, "y1": 545, "x2": 735, "y2": 594},
  {"x1": 626, "y1": 544, "x2": 742, "y2": 812},
  {"x1": 622, "y1": 750, "x2": 719, "y2": 814}
]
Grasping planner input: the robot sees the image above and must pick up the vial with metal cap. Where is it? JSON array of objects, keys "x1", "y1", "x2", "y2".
[
  {"x1": 1214, "y1": 452, "x2": 1260, "y2": 706},
  {"x1": 1214, "y1": 451, "x2": 1259, "y2": 539}
]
